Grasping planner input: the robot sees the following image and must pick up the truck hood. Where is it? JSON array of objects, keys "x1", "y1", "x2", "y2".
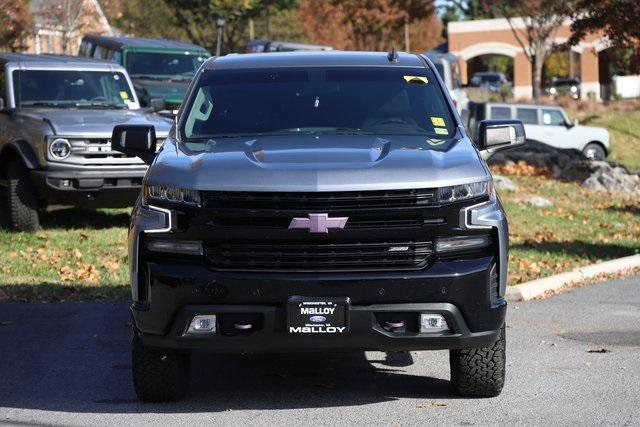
[
  {"x1": 147, "y1": 134, "x2": 490, "y2": 192},
  {"x1": 133, "y1": 78, "x2": 190, "y2": 104},
  {"x1": 23, "y1": 108, "x2": 173, "y2": 137}
]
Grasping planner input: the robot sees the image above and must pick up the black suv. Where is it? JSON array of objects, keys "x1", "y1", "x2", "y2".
[{"x1": 114, "y1": 51, "x2": 525, "y2": 402}]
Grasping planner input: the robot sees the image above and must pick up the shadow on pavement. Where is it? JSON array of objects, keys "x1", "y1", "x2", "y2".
[{"x1": 0, "y1": 301, "x2": 460, "y2": 414}]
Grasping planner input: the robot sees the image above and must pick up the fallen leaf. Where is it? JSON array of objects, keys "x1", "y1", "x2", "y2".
[
  {"x1": 80, "y1": 232, "x2": 89, "y2": 241},
  {"x1": 588, "y1": 348, "x2": 611, "y2": 353},
  {"x1": 416, "y1": 402, "x2": 448, "y2": 409}
]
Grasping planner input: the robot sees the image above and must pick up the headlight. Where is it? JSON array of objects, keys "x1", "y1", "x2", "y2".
[
  {"x1": 570, "y1": 86, "x2": 578, "y2": 93},
  {"x1": 549, "y1": 87, "x2": 557, "y2": 94},
  {"x1": 436, "y1": 181, "x2": 491, "y2": 203},
  {"x1": 144, "y1": 184, "x2": 200, "y2": 206},
  {"x1": 48, "y1": 138, "x2": 71, "y2": 160}
]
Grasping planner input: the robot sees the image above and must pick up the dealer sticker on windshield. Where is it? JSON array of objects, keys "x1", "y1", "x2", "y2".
[
  {"x1": 431, "y1": 116, "x2": 446, "y2": 127},
  {"x1": 287, "y1": 296, "x2": 350, "y2": 334}
]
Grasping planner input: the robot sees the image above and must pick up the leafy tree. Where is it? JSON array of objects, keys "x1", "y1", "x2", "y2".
[
  {"x1": 164, "y1": 0, "x2": 296, "y2": 54},
  {"x1": 298, "y1": 0, "x2": 439, "y2": 51},
  {"x1": 570, "y1": 0, "x2": 640, "y2": 64},
  {"x1": 0, "y1": 0, "x2": 33, "y2": 52},
  {"x1": 488, "y1": 0, "x2": 574, "y2": 99},
  {"x1": 100, "y1": 0, "x2": 189, "y2": 41}
]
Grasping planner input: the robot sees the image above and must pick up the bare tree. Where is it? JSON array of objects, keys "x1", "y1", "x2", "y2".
[
  {"x1": 36, "y1": 0, "x2": 88, "y2": 54},
  {"x1": 491, "y1": 0, "x2": 573, "y2": 99}
]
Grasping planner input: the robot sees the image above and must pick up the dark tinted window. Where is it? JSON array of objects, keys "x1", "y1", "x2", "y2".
[
  {"x1": 13, "y1": 70, "x2": 135, "y2": 108},
  {"x1": 182, "y1": 67, "x2": 454, "y2": 140},
  {"x1": 490, "y1": 106, "x2": 511, "y2": 120},
  {"x1": 127, "y1": 51, "x2": 208, "y2": 78},
  {"x1": 516, "y1": 108, "x2": 538, "y2": 125}
]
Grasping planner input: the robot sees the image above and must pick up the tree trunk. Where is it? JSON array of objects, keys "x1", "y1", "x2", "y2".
[{"x1": 532, "y1": 48, "x2": 545, "y2": 100}]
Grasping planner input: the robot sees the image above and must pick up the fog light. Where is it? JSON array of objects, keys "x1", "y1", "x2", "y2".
[
  {"x1": 186, "y1": 315, "x2": 217, "y2": 334},
  {"x1": 435, "y1": 235, "x2": 489, "y2": 253},
  {"x1": 146, "y1": 239, "x2": 203, "y2": 255},
  {"x1": 420, "y1": 314, "x2": 449, "y2": 333}
]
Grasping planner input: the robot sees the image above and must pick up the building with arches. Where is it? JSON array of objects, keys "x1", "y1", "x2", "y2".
[{"x1": 448, "y1": 18, "x2": 608, "y2": 100}]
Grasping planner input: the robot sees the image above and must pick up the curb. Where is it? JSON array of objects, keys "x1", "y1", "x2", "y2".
[{"x1": 505, "y1": 254, "x2": 640, "y2": 301}]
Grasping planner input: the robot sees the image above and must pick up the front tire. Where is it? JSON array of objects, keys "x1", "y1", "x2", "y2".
[
  {"x1": 5, "y1": 160, "x2": 40, "y2": 232},
  {"x1": 132, "y1": 334, "x2": 190, "y2": 402},
  {"x1": 583, "y1": 143, "x2": 606, "y2": 160},
  {"x1": 450, "y1": 324, "x2": 506, "y2": 398}
]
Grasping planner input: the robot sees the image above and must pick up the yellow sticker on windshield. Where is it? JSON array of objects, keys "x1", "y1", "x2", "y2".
[
  {"x1": 427, "y1": 139, "x2": 445, "y2": 146},
  {"x1": 430, "y1": 117, "x2": 446, "y2": 127},
  {"x1": 403, "y1": 75, "x2": 428, "y2": 84},
  {"x1": 434, "y1": 128, "x2": 448, "y2": 135},
  {"x1": 119, "y1": 91, "x2": 129, "y2": 100}
]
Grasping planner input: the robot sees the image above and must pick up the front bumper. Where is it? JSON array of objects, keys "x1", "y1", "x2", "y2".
[
  {"x1": 133, "y1": 257, "x2": 506, "y2": 353},
  {"x1": 138, "y1": 301, "x2": 502, "y2": 353},
  {"x1": 30, "y1": 168, "x2": 146, "y2": 207}
]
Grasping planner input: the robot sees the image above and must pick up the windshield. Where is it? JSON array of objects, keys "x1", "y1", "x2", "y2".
[
  {"x1": 127, "y1": 51, "x2": 207, "y2": 79},
  {"x1": 13, "y1": 70, "x2": 135, "y2": 109},
  {"x1": 182, "y1": 67, "x2": 455, "y2": 141}
]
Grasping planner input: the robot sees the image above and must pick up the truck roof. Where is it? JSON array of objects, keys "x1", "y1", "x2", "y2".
[
  {"x1": 0, "y1": 53, "x2": 126, "y2": 71},
  {"x1": 206, "y1": 51, "x2": 426, "y2": 70},
  {"x1": 81, "y1": 35, "x2": 208, "y2": 52}
]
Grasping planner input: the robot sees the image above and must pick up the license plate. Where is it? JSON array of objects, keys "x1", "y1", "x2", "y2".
[{"x1": 287, "y1": 296, "x2": 350, "y2": 334}]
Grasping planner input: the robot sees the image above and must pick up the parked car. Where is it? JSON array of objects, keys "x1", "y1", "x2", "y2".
[
  {"x1": 545, "y1": 77, "x2": 581, "y2": 100},
  {"x1": 113, "y1": 51, "x2": 525, "y2": 402},
  {"x1": 78, "y1": 35, "x2": 210, "y2": 114},
  {"x1": 426, "y1": 52, "x2": 469, "y2": 121},
  {"x1": 469, "y1": 72, "x2": 510, "y2": 92},
  {"x1": 0, "y1": 53, "x2": 172, "y2": 231},
  {"x1": 466, "y1": 102, "x2": 610, "y2": 159},
  {"x1": 246, "y1": 39, "x2": 334, "y2": 53}
]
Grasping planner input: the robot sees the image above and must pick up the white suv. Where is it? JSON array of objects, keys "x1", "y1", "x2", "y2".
[{"x1": 468, "y1": 102, "x2": 610, "y2": 160}]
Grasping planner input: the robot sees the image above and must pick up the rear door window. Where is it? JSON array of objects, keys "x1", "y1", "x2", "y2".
[
  {"x1": 516, "y1": 108, "x2": 539, "y2": 125},
  {"x1": 490, "y1": 106, "x2": 511, "y2": 120}
]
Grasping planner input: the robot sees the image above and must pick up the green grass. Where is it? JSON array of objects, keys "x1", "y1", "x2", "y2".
[
  {"x1": 0, "y1": 209, "x2": 130, "y2": 301},
  {"x1": 566, "y1": 109, "x2": 640, "y2": 172},
  {"x1": 498, "y1": 174, "x2": 640, "y2": 284}
]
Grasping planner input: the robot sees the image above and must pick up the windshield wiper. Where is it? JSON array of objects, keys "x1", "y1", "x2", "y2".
[
  {"x1": 20, "y1": 101, "x2": 70, "y2": 108},
  {"x1": 131, "y1": 74, "x2": 171, "y2": 81},
  {"x1": 74, "y1": 102, "x2": 128, "y2": 109}
]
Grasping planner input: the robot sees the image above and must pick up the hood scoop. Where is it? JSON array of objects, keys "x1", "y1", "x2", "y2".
[{"x1": 242, "y1": 136, "x2": 391, "y2": 168}]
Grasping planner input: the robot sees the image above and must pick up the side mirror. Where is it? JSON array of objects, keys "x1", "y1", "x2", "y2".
[
  {"x1": 149, "y1": 97, "x2": 166, "y2": 113},
  {"x1": 477, "y1": 119, "x2": 526, "y2": 151},
  {"x1": 111, "y1": 124, "x2": 157, "y2": 164}
]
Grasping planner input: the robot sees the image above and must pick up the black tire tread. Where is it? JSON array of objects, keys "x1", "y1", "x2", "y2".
[
  {"x1": 450, "y1": 325, "x2": 506, "y2": 398},
  {"x1": 6, "y1": 160, "x2": 39, "y2": 231},
  {"x1": 131, "y1": 334, "x2": 189, "y2": 402}
]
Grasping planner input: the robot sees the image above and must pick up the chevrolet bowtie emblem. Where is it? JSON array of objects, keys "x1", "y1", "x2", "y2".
[{"x1": 288, "y1": 213, "x2": 348, "y2": 233}]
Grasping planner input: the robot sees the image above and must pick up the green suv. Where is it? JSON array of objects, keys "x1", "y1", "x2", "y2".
[{"x1": 78, "y1": 36, "x2": 210, "y2": 114}]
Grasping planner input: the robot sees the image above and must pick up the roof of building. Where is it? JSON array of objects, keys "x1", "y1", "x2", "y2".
[
  {"x1": 0, "y1": 53, "x2": 124, "y2": 70},
  {"x1": 205, "y1": 51, "x2": 426, "y2": 70},
  {"x1": 81, "y1": 35, "x2": 208, "y2": 52}
]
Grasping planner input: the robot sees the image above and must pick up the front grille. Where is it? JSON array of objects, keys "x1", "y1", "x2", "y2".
[
  {"x1": 205, "y1": 241, "x2": 432, "y2": 272},
  {"x1": 205, "y1": 216, "x2": 444, "y2": 230},
  {"x1": 202, "y1": 189, "x2": 435, "y2": 210}
]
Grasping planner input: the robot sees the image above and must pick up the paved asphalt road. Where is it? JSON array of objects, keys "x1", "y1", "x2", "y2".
[{"x1": 1, "y1": 276, "x2": 639, "y2": 426}]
